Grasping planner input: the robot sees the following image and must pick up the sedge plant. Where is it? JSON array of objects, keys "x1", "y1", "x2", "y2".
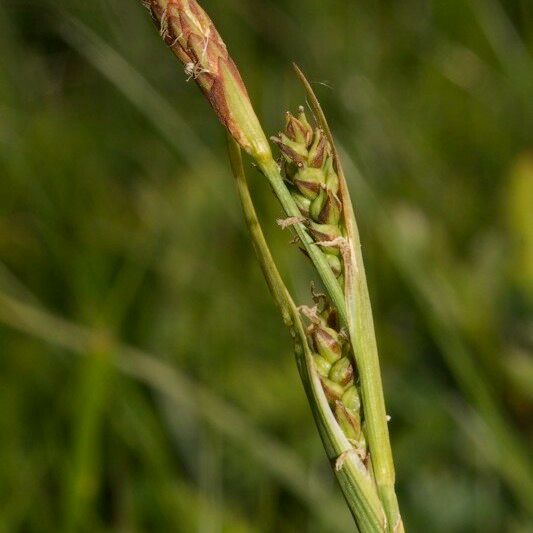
[{"x1": 139, "y1": 1, "x2": 403, "y2": 530}]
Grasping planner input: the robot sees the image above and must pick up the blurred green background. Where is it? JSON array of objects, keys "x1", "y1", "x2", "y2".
[{"x1": 0, "y1": 0, "x2": 532, "y2": 531}]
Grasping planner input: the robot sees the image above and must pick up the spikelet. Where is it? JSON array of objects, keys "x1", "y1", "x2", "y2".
[
  {"x1": 272, "y1": 108, "x2": 344, "y2": 279},
  {"x1": 142, "y1": 0, "x2": 270, "y2": 158},
  {"x1": 302, "y1": 292, "x2": 367, "y2": 457}
]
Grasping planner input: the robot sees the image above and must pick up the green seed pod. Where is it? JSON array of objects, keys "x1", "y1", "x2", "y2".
[
  {"x1": 292, "y1": 192, "x2": 311, "y2": 216},
  {"x1": 274, "y1": 132, "x2": 308, "y2": 164},
  {"x1": 293, "y1": 167, "x2": 325, "y2": 199},
  {"x1": 321, "y1": 378, "x2": 345, "y2": 403},
  {"x1": 342, "y1": 385, "x2": 361, "y2": 414},
  {"x1": 317, "y1": 189, "x2": 342, "y2": 226},
  {"x1": 313, "y1": 354, "x2": 332, "y2": 377},
  {"x1": 335, "y1": 401, "x2": 362, "y2": 441},
  {"x1": 285, "y1": 111, "x2": 313, "y2": 147},
  {"x1": 313, "y1": 324, "x2": 342, "y2": 363},
  {"x1": 308, "y1": 222, "x2": 342, "y2": 255},
  {"x1": 329, "y1": 357, "x2": 354, "y2": 386},
  {"x1": 297, "y1": 108, "x2": 313, "y2": 142},
  {"x1": 309, "y1": 187, "x2": 327, "y2": 221}
]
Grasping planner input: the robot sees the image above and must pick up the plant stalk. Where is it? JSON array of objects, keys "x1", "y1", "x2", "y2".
[
  {"x1": 138, "y1": 1, "x2": 402, "y2": 527},
  {"x1": 228, "y1": 135, "x2": 386, "y2": 532}
]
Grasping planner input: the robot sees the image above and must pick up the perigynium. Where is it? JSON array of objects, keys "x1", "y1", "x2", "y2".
[{"x1": 139, "y1": 1, "x2": 403, "y2": 531}]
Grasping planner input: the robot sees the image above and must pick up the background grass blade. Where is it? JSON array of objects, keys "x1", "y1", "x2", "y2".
[{"x1": 0, "y1": 289, "x2": 352, "y2": 532}]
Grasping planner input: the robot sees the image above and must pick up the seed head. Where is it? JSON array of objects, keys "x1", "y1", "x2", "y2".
[{"x1": 144, "y1": 0, "x2": 270, "y2": 158}]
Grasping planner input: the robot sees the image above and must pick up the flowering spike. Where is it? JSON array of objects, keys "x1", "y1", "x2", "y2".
[
  {"x1": 274, "y1": 107, "x2": 344, "y2": 279},
  {"x1": 144, "y1": 0, "x2": 270, "y2": 158},
  {"x1": 304, "y1": 295, "x2": 366, "y2": 463}
]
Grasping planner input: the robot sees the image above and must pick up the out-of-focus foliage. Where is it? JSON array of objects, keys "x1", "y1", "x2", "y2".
[{"x1": 0, "y1": 0, "x2": 531, "y2": 531}]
